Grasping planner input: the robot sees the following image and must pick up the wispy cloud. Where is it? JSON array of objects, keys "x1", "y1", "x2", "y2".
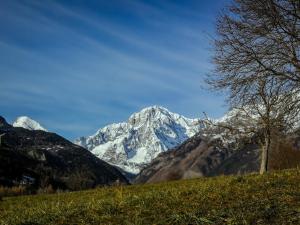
[{"x1": 0, "y1": 0, "x2": 227, "y2": 140}]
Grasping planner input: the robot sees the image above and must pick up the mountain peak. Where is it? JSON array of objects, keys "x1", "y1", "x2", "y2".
[
  {"x1": 141, "y1": 105, "x2": 169, "y2": 112},
  {"x1": 127, "y1": 105, "x2": 186, "y2": 126},
  {"x1": 75, "y1": 106, "x2": 202, "y2": 174},
  {"x1": 133, "y1": 105, "x2": 170, "y2": 116},
  {"x1": 0, "y1": 116, "x2": 11, "y2": 129},
  {"x1": 13, "y1": 116, "x2": 47, "y2": 131}
]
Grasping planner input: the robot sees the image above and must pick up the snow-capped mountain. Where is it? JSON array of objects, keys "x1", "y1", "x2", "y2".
[
  {"x1": 75, "y1": 106, "x2": 203, "y2": 174},
  {"x1": 13, "y1": 116, "x2": 47, "y2": 131}
]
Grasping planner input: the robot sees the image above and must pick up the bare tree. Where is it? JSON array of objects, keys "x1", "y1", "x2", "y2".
[
  {"x1": 207, "y1": 0, "x2": 300, "y2": 174},
  {"x1": 210, "y1": 0, "x2": 300, "y2": 89}
]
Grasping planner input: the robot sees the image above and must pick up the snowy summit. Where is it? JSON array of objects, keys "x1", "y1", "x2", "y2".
[
  {"x1": 75, "y1": 106, "x2": 203, "y2": 174},
  {"x1": 13, "y1": 116, "x2": 47, "y2": 131}
]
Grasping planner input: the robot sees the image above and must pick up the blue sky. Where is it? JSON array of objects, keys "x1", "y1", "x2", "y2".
[{"x1": 0, "y1": 0, "x2": 229, "y2": 140}]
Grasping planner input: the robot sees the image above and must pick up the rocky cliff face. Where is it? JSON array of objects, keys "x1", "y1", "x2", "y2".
[
  {"x1": 0, "y1": 116, "x2": 128, "y2": 190},
  {"x1": 75, "y1": 106, "x2": 203, "y2": 174}
]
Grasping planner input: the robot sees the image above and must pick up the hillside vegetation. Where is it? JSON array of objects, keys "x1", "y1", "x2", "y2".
[{"x1": 1, "y1": 169, "x2": 300, "y2": 225}]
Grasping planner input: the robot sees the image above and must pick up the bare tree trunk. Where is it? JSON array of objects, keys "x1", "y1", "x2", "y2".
[{"x1": 260, "y1": 136, "x2": 271, "y2": 174}]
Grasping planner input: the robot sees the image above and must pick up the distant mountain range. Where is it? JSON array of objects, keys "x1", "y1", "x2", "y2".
[
  {"x1": 4, "y1": 105, "x2": 300, "y2": 186},
  {"x1": 75, "y1": 106, "x2": 203, "y2": 174},
  {"x1": 8, "y1": 106, "x2": 260, "y2": 179}
]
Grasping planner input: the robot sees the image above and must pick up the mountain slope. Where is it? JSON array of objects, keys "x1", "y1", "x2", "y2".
[
  {"x1": 0, "y1": 116, "x2": 128, "y2": 190},
  {"x1": 13, "y1": 116, "x2": 47, "y2": 131},
  {"x1": 132, "y1": 107, "x2": 263, "y2": 183},
  {"x1": 134, "y1": 134, "x2": 260, "y2": 184},
  {"x1": 75, "y1": 106, "x2": 203, "y2": 174}
]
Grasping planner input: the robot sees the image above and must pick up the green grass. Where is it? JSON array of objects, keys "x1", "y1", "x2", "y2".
[{"x1": 1, "y1": 169, "x2": 300, "y2": 225}]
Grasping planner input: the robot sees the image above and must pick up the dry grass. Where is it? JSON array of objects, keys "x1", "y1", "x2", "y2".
[
  {"x1": 0, "y1": 186, "x2": 26, "y2": 198},
  {"x1": 0, "y1": 169, "x2": 300, "y2": 225}
]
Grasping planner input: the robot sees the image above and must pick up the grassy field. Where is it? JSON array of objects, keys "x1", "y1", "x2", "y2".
[{"x1": 1, "y1": 169, "x2": 300, "y2": 225}]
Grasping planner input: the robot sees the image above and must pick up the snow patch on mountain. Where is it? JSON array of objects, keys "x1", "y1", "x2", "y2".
[
  {"x1": 75, "y1": 106, "x2": 203, "y2": 174},
  {"x1": 13, "y1": 116, "x2": 47, "y2": 131}
]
